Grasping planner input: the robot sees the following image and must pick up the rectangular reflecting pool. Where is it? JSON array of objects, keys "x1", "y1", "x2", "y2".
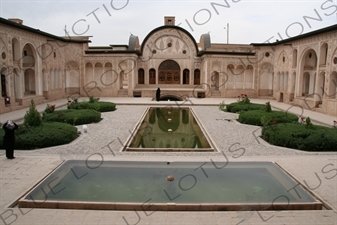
[
  {"x1": 18, "y1": 161, "x2": 322, "y2": 211},
  {"x1": 124, "y1": 107, "x2": 214, "y2": 152}
]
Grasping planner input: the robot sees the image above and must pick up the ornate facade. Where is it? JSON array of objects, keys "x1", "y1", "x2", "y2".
[{"x1": 1, "y1": 16, "x2": 336, "y2": 116}]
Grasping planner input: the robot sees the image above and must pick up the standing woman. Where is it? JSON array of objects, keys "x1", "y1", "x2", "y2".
[{"x1": 2, "y1": 120, "x2": 19, "y2": 159}]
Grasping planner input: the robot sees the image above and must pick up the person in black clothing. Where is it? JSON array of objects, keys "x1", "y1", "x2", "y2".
[
  {"x1": 156, "y1": 87, "x2": 161, "y2": 101},
  {"x1": 2, "y1": 120, "x2": 18, "y2": 159}
]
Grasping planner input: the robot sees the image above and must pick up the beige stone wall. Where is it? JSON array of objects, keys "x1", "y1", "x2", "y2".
[
  {"x1": 0, "y1": 21, "x2": 86, "y2": 114},
  {"x1": 0, "y1": 18, "x2": 336, "y2": 117}
]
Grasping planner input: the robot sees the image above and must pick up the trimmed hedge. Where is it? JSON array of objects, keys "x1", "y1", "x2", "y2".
[
  {"x1": 238, "y1": 110, "x2": 298, "y2": 126},
  {"x1": 225, "y1": 102, "x2": 265, "y2": 113},
  {"x1": 0, "y1": 122, "x2": 78, "y2": 150},
  {"x1": 68, "y1": 101, "x2": 116, "y2": 112},
  {"x1": 262, "y1": 123, "x2": 337, "y2": 151},
  {"x1": 42, "y1": 109, "x2": 101, "y2": 125}
]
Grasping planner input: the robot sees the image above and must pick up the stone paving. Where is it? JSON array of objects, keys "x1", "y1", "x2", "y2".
[{"x1": 0, "y1": 97, "x2": 336, "y2": 225}]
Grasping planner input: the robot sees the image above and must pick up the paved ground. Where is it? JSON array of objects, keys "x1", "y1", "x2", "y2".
[{"x1": 0, "y1": 97, "x2": 336, "y2": 225}]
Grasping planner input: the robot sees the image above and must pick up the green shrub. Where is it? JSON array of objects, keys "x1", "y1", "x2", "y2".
[
  {"x1": 43, "y1": 104, "x2": 56, "y2": 115},
  {"x1": 219, "y1": 101, "x2": 226, "y2": 111},
  {"x1": 226, "y1": 102, "x2": 265, "y2": 113},
  {"x1": 265, "y1": 101, "x2": 272, "y2": 112},
  {"x1": 0, "y1": 122, "x2": 78, "y2": 150},
  {"x1": 305, "y1": 117, "x2": 314, "y2": 129},
  {"x1": 89, "y1": 96, "x2": 97, "y2": 103},
  {"x1": 261, "y1": 123, "x2": 337, "y2": 151},
  {"x1": 238, "y1": 110, "x2": 298, "y2": 126},
  {"x1": 43, "y1": 109, "x2": 101, "y2": 125},
  {"x1": 242, "y1": 96, "x2": 250, "y2": 104},
  {"x1": 261, "y1": 116, "x2": 271, "y2": 127},
  {"x1": 225, "y1": 102, "x2": 239, "y2": 112},
  {"x1": 24, "y1": 99, "x2": 42, "y2": 127},
  {"x1": 96, "y1": 102, "x2": 116, "y2": 112},
  {"x1": 67, "y1": 101, "x2": 116, "y2": 112},
  {"x1": 232, "y1": 103, "x2": 265, "y2": 113}
]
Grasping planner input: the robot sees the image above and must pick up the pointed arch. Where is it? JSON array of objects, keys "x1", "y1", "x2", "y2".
[
  {"x1": 299, "y1": 48, "x2": 317, "y2": 96},
  {"x1": 21, "y1": 43, "x2": 36, "y2": 69},
  {"x1": 12, "y1": 38, "x2": 20, "y2": 62}
]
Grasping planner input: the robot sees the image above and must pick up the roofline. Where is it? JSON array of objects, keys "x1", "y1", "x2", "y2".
[
  {"x1": 85, "y1": 50, "x2": 141, "y2": 55},
  {"x1": 197, "y1": 51, "x2": 256, "y2": 56},
  {"x1": 0, "y1": 17, "x2": 91, "y2": 44},
  {"x1": 140, "y1": 25, "x2": 199, "y2": 54},
  {"x1": 84, "y1": 49, "x2": 255, "y2": 57},
  {"x1": 110, "y1": 45, "x2": 129, "y2": 47},
  {"x1": 251, "y1": 23, "x2": 337, "y2": 46}
]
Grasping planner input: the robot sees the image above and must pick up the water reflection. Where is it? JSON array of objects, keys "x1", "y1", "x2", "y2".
[{"x1": 129, "y1": 107, "x2": 211, "y2": 149}]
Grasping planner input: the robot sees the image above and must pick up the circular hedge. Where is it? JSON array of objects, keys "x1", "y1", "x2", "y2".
[
  {"x1": 67, "y1": 101, "x2": 116, "y2": 112},
  {"x1": 261, "y1": 123, "x2": 337, "y2": 151},
  {"x1": 238, "y1": 110, "x2": 298, "y2": 126},
  {"x1": 42, "y1": 109, "x2": 102, "y2": 125},
  {"x1": 0, "y1": 122, "x2": 78, "y2": 150}
]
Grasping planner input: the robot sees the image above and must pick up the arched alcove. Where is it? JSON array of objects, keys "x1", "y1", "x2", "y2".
[
  {"x1": 66, "y1": 61, "x2": 80, "y2": 94},
  {"x1": 158, "y1": 60, "x2": 180, "y2": 84},
  {"x1": 24, "y1": 68, "x2": 35, "y2": 95},
  {"x1": 194, "y1": 69, "x2": 200, "y2": 85},
  {"x1": 320, "y1": 43, "x2": 328, "y2": 66},
  {"x1": 299, "y1": 49, "x2": 317, "y2": 96},
  {"x1": 183, "y1": 69, "x2": 189, "y2": 85},
  {"x1": 138, "y1": 68, "x2": 145, "y2": 84},
  {"x1": 259, "y1": 63, "x2": 274, "y2": 96},
  {"x1": 149, "y1": 68, "x2": 156, "y2": 84}
]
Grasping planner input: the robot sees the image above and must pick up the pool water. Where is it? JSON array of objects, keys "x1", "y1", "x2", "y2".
[
  {"x1": 125, "y1": 107, "x2": 213, "y2": 151},
  {"x1": 19, "y1": 160, "x2": 322, "y2": 211}
]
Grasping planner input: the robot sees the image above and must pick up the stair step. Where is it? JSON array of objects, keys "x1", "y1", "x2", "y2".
[{"x1": 118, "y1": 89, "x2": 128, "y2": 97}]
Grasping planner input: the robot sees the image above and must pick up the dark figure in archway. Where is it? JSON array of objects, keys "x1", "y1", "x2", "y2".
[
  {"x1": 156, "y1": 88, "x2": 161, "y2": 101},
  {"x1": 2, "y1": 120, "x2": 19, "y2": 159}
]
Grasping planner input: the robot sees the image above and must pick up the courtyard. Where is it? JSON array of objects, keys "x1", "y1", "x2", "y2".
[{"x1": 0, "y1": 97, "x2": 336, "y2": 225}]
